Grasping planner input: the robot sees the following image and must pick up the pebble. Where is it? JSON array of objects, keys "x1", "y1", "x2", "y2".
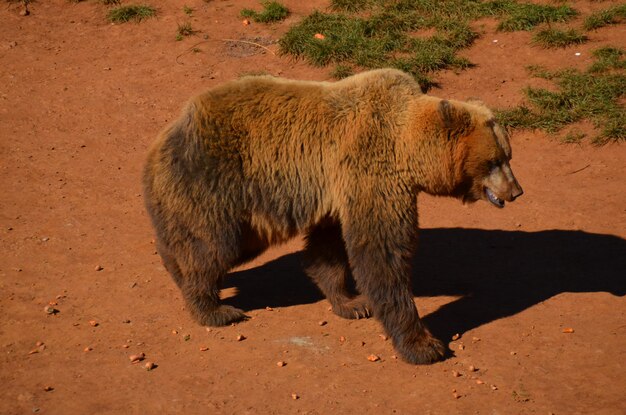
[
  {"x1": 451, "y1": 333, "x2": 460, "y2": 341},
  {"x1": 236, "y1": 334, "x2": 246, "y2": 341},
  {"x1": 367, "y1": 354, "x2": 380, "y2": 362},
  {"x1": 562, "y1": 328, "x2": 575, "y2": 333},
  {"x1": 276, "y1": 361, "x2": 286, "y2": 367},
  {"x1": 318, "y1": 320, "x2": 327, "y2": 326},
  {"x1": 89, "y1": 320, "x2": 98, "y2": 327},
  {"x1": 199, "y1": 347, "x2": 209, "y2": 352},
  {"x1": 144, "y1": 361, "x2": 156, "y2": 371},
  {"x1": 129, "y1": 353, "x2": 145, "y2": 363},
  {"x1": 291, "y1": 393, "x2": 299, "y2": 400},
  {"x1": 95, "y1": 265, "x2": 103, "y2": 271},
  {"x1": 44, "y1": 305, "x2": 58, "y2": 315},
  {"x1": 43, "y1": 386, "x2": 53, "y2": 392}
]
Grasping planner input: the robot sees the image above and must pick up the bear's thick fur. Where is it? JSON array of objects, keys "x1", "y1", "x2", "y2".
[{"x1": 143, "y1": 69, "x2": 523, "y2": 364}]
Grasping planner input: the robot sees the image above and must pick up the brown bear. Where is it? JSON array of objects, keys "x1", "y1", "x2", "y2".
[{"x1": 143, "y1": 69, "x2": 523, "y2": 364}]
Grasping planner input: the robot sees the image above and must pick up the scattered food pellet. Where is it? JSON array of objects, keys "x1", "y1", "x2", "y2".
[
  {"x1": 95, "y1": 265, "x2": 103, "y2": 271},
  {"x1": 291, "y1": 393, "x2": 299, "y2": 400},
  {"x1": 236, "y1": 334, "x2": 246, "y2": 341},
  {"x1": 314, "y1": 33, "x2": 325, "y2": 40},
  {"x1": 43, "y1": 386, "x2": 53, "y2": 392},
  {"x1": 451, "y1": 333, "x2": 460, "y2": 341},
  {"x1": 318, "y1": 320, "x2": 327, "y2": 326},
  {"x1": 367, "y1": 354, "x2": 380, "y2": 362},
  {"x1": 129, "y1": 353, "x2": 145, "y2": 363},
  {"x1": 452, "y1": 370, "x2": 461, "y2": 378},
  {"x1": 379, "y1": 334, "x2": 388, "y2": 341},
  {"x1": 199, "y1": 347, "x2": 209, "y2": 352},
  {"x1": 144, "y1": 361, "x2": 156, "y2": 371},
  {"x1": 562, "y1": 328, "x2": 575, "y2": 333},
  {"x1": 44, "y1": 305, "x2": 58, "y2": 315},
  {"x1": 277, "y1": 361, "x2": 286, "y2": 367},
  {"x1": 89, "y1": 320, "x2": 98, "y2": 327}
]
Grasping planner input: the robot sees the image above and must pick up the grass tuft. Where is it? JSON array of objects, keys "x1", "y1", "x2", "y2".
[
  {"x1": 498, "y1": 47, "x2": 625, "y2": 144},
  {"x1": 583, "y1": 4, "x2": 626, "y2": 31},
  {"x1": 329, "y1": 0, "x2": 371, "y2": 13},
  {"x1": 496, "y1": 3, "x2": 578, "y2": 31},
  {"x1": 331, "y1": 64, "x2": 354, "y2": 79},
  {"x1": 241, "y1": 1, "x2": 289, "y2": 23},
  {"x1": 176, "y1": 22, "x2": 195, "y2": 41},
  {"x1": 532, "y1": 27, "x2": 588, "y2": 49},
  {"x1": 99, "y1": 0, "x2": 121, "y2": 5},
  {"x1": 107, "y1": 4, "x2": 156, "y2": 23}
]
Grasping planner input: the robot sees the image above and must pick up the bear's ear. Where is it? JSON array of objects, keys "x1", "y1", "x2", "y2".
[{"x1": 438, "y1": 100, "x2": 471, "y2": 136}]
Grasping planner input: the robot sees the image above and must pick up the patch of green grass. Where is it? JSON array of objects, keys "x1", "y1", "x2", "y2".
[
  {"x1": 107, "y1": 4, "x2": 156, "y2": 23},
  {"x1": 532, "y1": 27, "x2": 588, "y2": 48},
  {"x1": 176, "y1": 22, "x2": 195, "y2": 41},
  {"x1": 278, "y1": 5, "x2": 480, "y2": 90},
  {"x1": 589, "y1": 47, "x2": 626, "y2": 73},
  {"x1": 498, "y1": 47, "x2": 626, "y2": 144},
  {"x1": 496, "y1": 3, "x2": 577, "y2": 31},
  {"x1": 329, "y1": 0, "x2": 372, "y2": 13},
  {"x1": 331, "y1": 64, "x2": 354, "y2": 79},
  {"x1": 583, "y1": 4, "x2": 626, "y2": 31},
  {"x1": 241, "y1": 1, "x2": 289, "y2": 23}
]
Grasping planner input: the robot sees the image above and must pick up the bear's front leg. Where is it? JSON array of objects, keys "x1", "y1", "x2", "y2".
[{"x1": 341, "y1": 199, "x2": 446, "y2": 364}]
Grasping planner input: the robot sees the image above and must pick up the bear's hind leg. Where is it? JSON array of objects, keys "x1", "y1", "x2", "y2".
[
  {"x1": 304, "y1": 218, "x2": 371, "y2": 319},
  {"x1": 174, "y1": 237, "x2": 248, "y2": 327}
]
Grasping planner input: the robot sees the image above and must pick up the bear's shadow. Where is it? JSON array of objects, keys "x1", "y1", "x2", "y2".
[{"x1": 223, "y1": 228, "x2": 626, "y2": 341}]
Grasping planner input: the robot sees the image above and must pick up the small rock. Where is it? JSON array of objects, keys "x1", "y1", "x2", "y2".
[
  {"x1": 314, "y1": 33, "x2": 325, "y2": 40},
  {"x1": 291, "y1": 393, "x2": 299, "y2": 400},
  {"x1": 43, "y1": 386, "x2": 53, "y2": 392},
  {"x1": 472, "y1": 336, "x2": 480, "y2": 342},
  {"x1": 35, "y1": 341, "x2": 44, "y2": 347},
  {"x1": 95, "y1": 265, "x2": 103, "y2": 271},
  {"x1": 276, "y1": 361, "x2": 286, "y2": 367},
  {"x1": 84, "y1": 347, "x2": 92, "y2": 352},
  {"x1": 89, "y1": 320, "x2": 98, "y2": 327},
  {"x1": 476, "y1": 379, "x2": 485, "y2": 385},
  {"x1": 236, "y1": 334, "x2": 246, "y2": 341},
  {"x1": 242, "y1": 19, "x2": 250, "y2": 26},
  {"x1": 379, "y1": 334, "x2": 388, "y2": 341},
  {"x1": 339, "y1": 336, "x2": 346, "y2": 343},
  {"x1": 129, "y1": 353, "x2": 145, "y2": 363},
  {"x1": 199, "y1": 346, "x2": 209, "y2": 352},
  {"x1": 367, "y1": 354, "x2": 380, "y2": 362},
  {"x1": 562, "y1": 328, "x2": 575, "y2": 334},
  {"x1": 468, "y1": 365, "x2": 477, "y2": 372},
  {"x1": 122, "y1": 319, "x2": 131, "y2": 324},
  {"x1": 452, "y1": 370, "x2": 461, "y2": 378},
  {"x1": 451, "y1": 333, "x2": 460, "y2": 341},
  {"x1": 265, "y1": 306, "x2": 273, "y2": 311},
  {"x1": 491, "y1": 384, "x2": 498, "y2": 391},
  {"x1": 144, "y1": 361, "x2": 156, "y2": 371},
  {"x1": 452, "y1": 392, "x2": 461, "y2": 399},
  {"x1": 318, "y1": 320, "x2": 327, "y2": 326},
  {"x1": 458, "y1": 344, "x2": 465, "y2": 350}
]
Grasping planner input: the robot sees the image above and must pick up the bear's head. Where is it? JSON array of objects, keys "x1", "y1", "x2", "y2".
[{"x1": 440, "y1": 99, "x2": 524, "y2": 208}]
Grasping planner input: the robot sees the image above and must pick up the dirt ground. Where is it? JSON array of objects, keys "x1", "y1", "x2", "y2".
[{"x1": 1, "y1": 1, "x2": 625, "y2": 414}]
